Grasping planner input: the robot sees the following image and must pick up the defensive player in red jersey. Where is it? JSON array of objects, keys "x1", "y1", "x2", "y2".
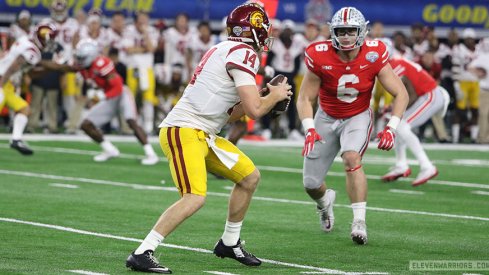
[
  {"x1": 297, "y1": 7, "x2": 409, "y2": 245},
  {"x1": 71, "y1": 40, "x2": 159, "y2": 164},
  {"x1": 381, "y1": 47, "x2": 449, "y2": 186}
]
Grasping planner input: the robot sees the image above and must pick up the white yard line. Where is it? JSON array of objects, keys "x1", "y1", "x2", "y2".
[
  {"x1": 204, "y1": 271, "x2": 240, "y2": 275},
  {"x1": 389, "y1": 189, "x2": 425, "y2": 195},
  {"x1": 68, "y1": 270, "x2": 109, "y2": 275},
  {"x1": 471, "y1": 190, "x2": 489, "y2": 196},
  {"x1": 1, "y1": 144, "x2": 488, "y2": 190},
  {"x1": 50, "y1": 183, "x2": 79, "y2": 189},
  {"x1": 0, "y1": 217, "x2": 386, "y2": 275},
  {"x1": 1, "y1": 169, "x2": 488, "y2": 222}
]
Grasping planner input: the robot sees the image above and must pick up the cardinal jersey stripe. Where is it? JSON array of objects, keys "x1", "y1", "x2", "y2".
[
  {"x1": 174, "y1": 128, "x2": 192, "y2": 193},
  {"x1": 167, "y1": 128, "x2": 184, "y2": 194}
]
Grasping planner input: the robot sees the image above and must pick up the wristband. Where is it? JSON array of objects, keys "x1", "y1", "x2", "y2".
[
  {"x1": 302, "y1": 118, "x2": 315, "y2": 132},
  {"x1": 387, "y1": 115, "x2": 401, "y2": 130}
]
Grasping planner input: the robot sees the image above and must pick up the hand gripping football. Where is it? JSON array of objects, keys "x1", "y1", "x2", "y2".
[{"x1": 262, "y1": 74, "x2": 291, "y2": 117}]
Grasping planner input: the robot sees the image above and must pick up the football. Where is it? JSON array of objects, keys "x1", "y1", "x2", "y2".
[{"x1": 262, "y1": 74, "x2": 290, "y2": 117}]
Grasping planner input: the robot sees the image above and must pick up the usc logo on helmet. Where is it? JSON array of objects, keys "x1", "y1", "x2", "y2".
[{"x1": 249, "y1": 11, "x2": 264, "y2": 28}]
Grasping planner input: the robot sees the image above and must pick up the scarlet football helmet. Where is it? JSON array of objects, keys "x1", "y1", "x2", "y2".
[
  {"x1": 50, "y1": 0, "x2": 68, "y2": 22},
  {"x1": 75, "y1": 39, "x2": 100, "y2": 68},
  {"x1": 329, "y1": 7, "x2": 369, "y2": 50},
  {"x1": 33, "y1": 22, "x2": 58, "y2": 52},
  {"x1": 226, "y1": 3, "x2": 272, "y2": 52}
]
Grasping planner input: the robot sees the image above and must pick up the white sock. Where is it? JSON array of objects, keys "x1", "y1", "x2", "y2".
[
  {"x1": 135, "y1": 230, "x2": 164, "y2": 255},
  {"x1": 100, "y1": 140, "x2": 116, "y2": 152},
  {"x1": 221, "y1": 220, "x2": 242, "y2": 246},
  {"x1": 470, "y1": 125, "x2": 479, "y2": 141},
  {"x1": 143, "y1": 101, "x2": 154, "y2": 134},
  {"x1": 351, "y1": 202, "x2": 366, "y2": 221},
  {"x1": 12, "y1": 113, "x2": 28, "y2": 140},
  {"x1": 452, "y1": 124, "x2": 460, "y2": 143},
  {"x1": 315, "y1": 191, "x2": 330, "y2": 210},
  {"x1": 397, "y1": 122, "x2": 432, "y2": 169},
  {"x1": 143, "y1": 143, "x2": 156, "y2": 156},
  {"x1": 394, "y1": 139, "x2": 408, "y2": 169}
]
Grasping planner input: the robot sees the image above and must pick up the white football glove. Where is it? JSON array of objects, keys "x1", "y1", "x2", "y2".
[{"x1": 87, "y1": 88, "x2": 106, "y2": 101}]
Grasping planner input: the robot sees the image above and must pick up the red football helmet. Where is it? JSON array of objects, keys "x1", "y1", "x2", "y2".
[
  {"x1": 33, "y1": 22, "x2": 58, "y2": 51},
  {"x1": 226, "y1": 4, "x2": 272, "y2": 52}
]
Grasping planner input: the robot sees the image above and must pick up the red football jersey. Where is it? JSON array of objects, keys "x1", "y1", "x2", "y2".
[
  {"x1": 80, "y1": 56, "x2": 123, "y2": 98},
  {"x1": 305, "y1": 39, "x2": 389, "y2": 119},
  {"x1": 389, "y1": 57, "x2": 437, "y2": 96}
]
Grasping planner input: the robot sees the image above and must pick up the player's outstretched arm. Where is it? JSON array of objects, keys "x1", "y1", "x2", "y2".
[
  {"x1": 400, "y1": 76, "x2": 418, "y2": 108},
  {"x1": 377, "y1": 64, "x2": 409, "y2": 122},
  {"x1": 297, "y1": 69, "x2": 323, "y2": 156}
]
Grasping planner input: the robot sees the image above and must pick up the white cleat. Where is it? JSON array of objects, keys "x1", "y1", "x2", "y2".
[
  {"x1": 318, "y1": 189, "x2": 336, "y2": 232},
  {"x1": 141, "y1": 154, "x2": 159, "y2": 165},
  {"x1": 412, "y1": 166, "x2": 438, "y2": 187},
  {"x1": 381, "y1": 166, "x2": 411, "y2": 182},
  {"x1": 351, "y1": 219, "x2": 368, "y2": 245},
  {"x1": 93, "y1": 149, "x2": 120, "y2": 162}
]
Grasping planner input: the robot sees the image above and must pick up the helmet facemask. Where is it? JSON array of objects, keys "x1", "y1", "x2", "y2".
[{"x1": 329, "y1": 7, "x2": 369, "y2": 51}]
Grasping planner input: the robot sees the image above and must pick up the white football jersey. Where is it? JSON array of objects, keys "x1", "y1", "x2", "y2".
[
  {"x1": 452, "y1": 43, "x2": 478, "y2": 81},
  {"x1": 106, "y1": 27, "x2": 127, "y2": 64},
  {"x1": 122, "y1": 24, "x2": 159, "y2": 68},
  {"x1": 0, "y1": 36, "x2": 41, "y2": 85},
  {"x1": 50, "y1": 18, "x2": 79, "y2": 63},
  {"x1": 160, "y1": 41, "x2": 260, "y2": 135},
  {"x1": 163, "y1": 27, "x2": 194, "y2": 66},
  {"x1": 269, "y1": 34, "x2": 305, "y2": 73},
  {"x1": 187, "y1": 33, "x2": 217, "y2": 71},
  {"x1": 469, "y1": 53, "x2": 489, "y2": 90},
  {"x1": 8, "y1": 24, "x2": 33, "y2": 40},
  {"x1": 78, "y1": 25, "x2": 109, "y2": 53}
]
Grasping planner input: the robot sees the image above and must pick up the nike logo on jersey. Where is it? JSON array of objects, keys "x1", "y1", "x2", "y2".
[{"x1": 360, "y1": 64, "x2": 368, "y2": 69}]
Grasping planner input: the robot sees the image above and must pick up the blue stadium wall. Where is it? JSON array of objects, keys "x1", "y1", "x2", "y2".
[{"x1": 1, "y1": 0, "x2": 489, "y2": 29}]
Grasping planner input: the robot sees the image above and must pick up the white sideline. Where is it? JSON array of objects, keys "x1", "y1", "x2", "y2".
[
  {"x1": 1, "y1": 169, "x2": 488, "y2": 222},
  {"x1": 388, "y1": 189, "x2": 424, "y2": 195},
  {"x1": 0, "y1": 217, "x2": 387, "y2": 275},
  {"x1": 1, "y1": 144, "x2": 488, "y2": 190},
  {"x1": 1, "y1": 133, "x2": 489, "y2": 152},
  {"x1": 204, "y1": 271, "x2": 240, "y2": 275}
]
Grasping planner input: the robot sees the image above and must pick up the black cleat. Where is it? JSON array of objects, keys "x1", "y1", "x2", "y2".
[
  {"x1": 213, "y1": 239, "x2": 261, "y2": 266},
  {"x1": 126, "y1": 250, "x2": 172, "y2": 274},
  {"x1": 10, "y1": 140, "x2": 33, "y2": 155}
]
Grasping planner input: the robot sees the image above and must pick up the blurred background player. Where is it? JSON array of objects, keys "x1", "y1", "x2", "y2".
[
  {"x1": 0, "y1": 22, "x2": 58, "y2": 155},
  {"x1": 126, "y1": 4, "x2": 292, "y2": 273},
  {"x1": 8, "y1": 10, "x2": 33, "y2": 47},
  {"x1": 123, "y1": 12, "x2": 159, "y2": 135},
  {"x1": 297, "y1": 7, "x2": 408, "y2": 245},
  {"x1": 381, "y1": 46, "x2": 450, "y2": 186},
  {"x1": 72, "y1": 40, "x2": 158, "y2": 165},
  {"x1": 451, "y1": 28, "x2": 480, "y2": 143},
  {"x1": 48, "y1": 0, "x2": 81, "y2": 134},
  {"x1": 185, "y1": 21, "x2": 216, "y2": 81}
]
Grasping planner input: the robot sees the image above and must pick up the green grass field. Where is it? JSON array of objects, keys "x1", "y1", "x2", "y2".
[{"x1": 1, "y1": 136, "x2": 488, "y2": 275}]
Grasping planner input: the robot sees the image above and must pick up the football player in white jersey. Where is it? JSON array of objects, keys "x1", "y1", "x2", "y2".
[
  {"x1": 73, "y1": 9, "x2": 109, "y2": 54},
  {"x1": 185, "y1": 21, "x2": 217, "y2": 82},
  {"x1": 8, "y1": 10, "x2": 33, "y2": 47},
  {"x1": 163, "y1": 13, "x2": 194, "y2": 82},
  {"x1": 126, "y1": 4, "x2": 292, "y2": 273},
  {"x1": 48, "y1": 0, "x2": 82, "y2": 134},
  {"x1": 0, "y1": 23, "x2": 58, "y2": 155},
  {"x1": 123, "y1": 12, "x2": 159, "y2": 134},
  {"x1": 106, "y1": 11, "x2": 127, "y2": 64}
]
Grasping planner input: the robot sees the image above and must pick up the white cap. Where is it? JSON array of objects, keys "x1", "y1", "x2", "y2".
[
  {"x1": 282, "y1": 19, "x2": 295, "y2": 30},
  {"x1": 462, "y1": 28, "x2": 476, "y2": 39},
  {"x1": 18, "y1": 10, "x2": 31, "y2": 20}
]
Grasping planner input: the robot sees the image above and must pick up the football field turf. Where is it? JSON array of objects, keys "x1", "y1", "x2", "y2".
[{"x1": 1, "y1": 135, "x2": 488, "y2": 275}]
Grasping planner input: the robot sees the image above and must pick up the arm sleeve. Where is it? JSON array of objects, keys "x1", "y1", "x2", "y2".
[{"x1": 229, "y1": 68, "x2": 256, "y2": 87}]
